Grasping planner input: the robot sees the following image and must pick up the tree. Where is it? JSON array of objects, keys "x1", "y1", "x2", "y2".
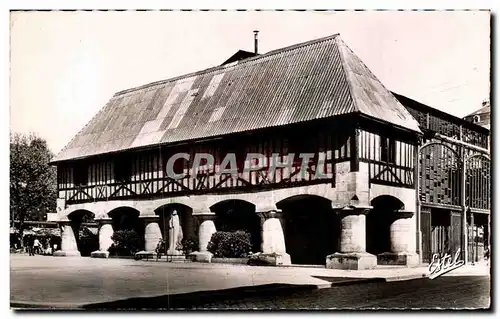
[{"x1": 10, "y1": 133, "x2": 57, "y2": 240}]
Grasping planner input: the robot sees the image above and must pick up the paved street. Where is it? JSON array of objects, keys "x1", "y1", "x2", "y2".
[
  {"x1": 158, "y1": 275, "x2": 490, "y2": 310},
  {"x1": 10, "y1": 254, "x2": 490, "y2": 310}
]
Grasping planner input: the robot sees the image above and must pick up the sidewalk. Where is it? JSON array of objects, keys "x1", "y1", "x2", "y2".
[
  {"x1": 301, "y1": 261, "x2": 490, "y2": 280},
  {"x1": 304, "y1": 265, "x2": 429, "y2": 282},
  {"x1": 438, "y1": 261, "x2": 490, "y2": 277}
]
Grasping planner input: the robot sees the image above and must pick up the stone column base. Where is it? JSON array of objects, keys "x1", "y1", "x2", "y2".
[
  {"x1": 377, "y1": 252, "x2": 420, "y2": 267},
  {"x1": 90, "y1": 250, "x2": 110, "y2": 258},
  {"x1": 189, "y1": 251, "x2": 213, "y2": 263},
  {"x1": 326, "y1": 252, "x2": 377, "y2": 270},
  {"x1": 248, "y1": 253, "x2": 291, "y2": 266},
  {"x1": 53, "y1": 250, "x2": 81, "y2": 257}
]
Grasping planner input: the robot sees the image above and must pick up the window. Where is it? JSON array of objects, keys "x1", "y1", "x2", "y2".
[
  {"x1": 380, "y1": 137, "x2": 396, "y2": 163},
  {"x1": 473, "y1": 115, "x2": 480, "y2": 123},
  {"x1": 73, "y1": 164, "x2": 89, "y2": 186},
  {"x1": 114, "y1": 159, "x2": 132, "y2": 182}
]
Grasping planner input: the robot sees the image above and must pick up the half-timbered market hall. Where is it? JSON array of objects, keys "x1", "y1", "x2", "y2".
[{"x1": 50, "y1": 33, "x2": 490, "y2": 270}]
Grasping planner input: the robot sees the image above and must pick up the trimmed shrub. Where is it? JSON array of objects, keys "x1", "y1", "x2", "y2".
[
  {"x1": 109, "y1": 229, "x2": 142, "y2": 256},
  {"x1": 207, "y1": 231, "x2": 252, "y2": 258},
  {"x1": 153, "y1": 237, "x2": 199, "y2": 256},
  {"x1": 155, "y1": 239, "x2": 166, "y2": 255},
  {"x1": 180, "y1": 237, "x2": 199, "y2": 254}
]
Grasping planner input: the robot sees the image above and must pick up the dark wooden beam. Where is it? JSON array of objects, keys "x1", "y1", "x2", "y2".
[{"x1": 351, "y1": 127, "x2": 360, "y2": 172}]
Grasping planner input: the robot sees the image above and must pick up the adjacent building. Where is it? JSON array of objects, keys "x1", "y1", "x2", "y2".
[
  {"x1": 50, "y1": 33, "x2": 490, "y2": 269},
  {"x1": 394, "y1": 94, "x2": 490, "y2": 264},
  {"x1": 463, "y1": 101, "x2": 491, "y2": 130},
  {"x1": 464, "y1": 101, "x2": 491, "y2": 152}
]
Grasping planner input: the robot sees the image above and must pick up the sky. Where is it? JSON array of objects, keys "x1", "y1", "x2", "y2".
[{"x1": 9, "y1": 10, "x2": 490, "y2": 154}]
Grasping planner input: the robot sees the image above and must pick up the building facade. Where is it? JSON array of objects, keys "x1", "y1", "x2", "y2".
[{"x1": 50, "y1": 34, "x2": 490, "y2": 269}]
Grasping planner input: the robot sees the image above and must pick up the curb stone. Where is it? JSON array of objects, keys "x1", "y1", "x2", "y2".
[{"x1": 384, "y1": 273, "x2": 428, "y2": 282}]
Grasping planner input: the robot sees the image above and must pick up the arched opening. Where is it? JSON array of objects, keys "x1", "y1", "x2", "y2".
[
  {"x1": 367, "y1": 195, "x2": 405, "y2": 257},
  {"x1": 277, "y1": 195, "x2": 340, "y2": 265},
  {"x1": 210, "y1": 200, "x2": 261, "y2": 254},
  {"x1": 107, "y1": 207, "x2": 144, "y2": 253},
  {"x1": 67, "y1": 209, "x2": 97, "y2": 257},
  {"x1": 154, "y1": 204, "x2": 198, "y2": 254}
]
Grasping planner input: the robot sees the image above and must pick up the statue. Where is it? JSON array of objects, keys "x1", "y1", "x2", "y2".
[{"x1": 167, "y1": 210, "x2": 184, "y2": 255}]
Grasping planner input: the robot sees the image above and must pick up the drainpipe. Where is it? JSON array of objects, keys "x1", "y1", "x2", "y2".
[
  {"x1": 415, "y1": 143, "x2": 422, "y2": 264},
  {"x1": 459, "y1": 125, "x2": 468, "y2": 264},
  {"x1": 461, "y1": 153, "x2": 468, "y2": 264}
]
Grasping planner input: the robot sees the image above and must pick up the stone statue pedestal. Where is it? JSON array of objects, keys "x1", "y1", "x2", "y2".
[
  {"x1": 166, "y1": 249, "x2": 184, "y2": 256},
  {"x1": 160, "y1": 255, "x2": 188, "y2": 262}
]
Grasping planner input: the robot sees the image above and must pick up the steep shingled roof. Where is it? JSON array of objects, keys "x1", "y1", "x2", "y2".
[
  {"x1": 53, "y1": 34, "x2": 421, "y2": 163},
  {"x1": 465, "y1": 103, "x2": 490, "y2": 117}
]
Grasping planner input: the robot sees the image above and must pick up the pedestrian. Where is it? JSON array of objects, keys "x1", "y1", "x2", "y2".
[
  {"x1": 33, "y1": 238, "x2": 40, "y2": 255},
  {"x1": 156, "y1": 239, "x2": 164, "y2": 261},
  {"x1": 27, "y1": 236, "x2": 34, "y2": 256},
  {"x1": 45, "y1": 238, "x2": 51, "y2": 255}
]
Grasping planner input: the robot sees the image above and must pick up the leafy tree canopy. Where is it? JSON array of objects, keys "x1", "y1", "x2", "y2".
[{"x1": 10, "y1": 133, "x2": 57, "y2": 228}]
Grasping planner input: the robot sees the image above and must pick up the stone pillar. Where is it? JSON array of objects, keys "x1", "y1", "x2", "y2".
[
  {"x1": 378, "y1": 210, "x2": 419, "y2": 267},
  {"x1": 190, "y1": 213, "x2": 217, "y2": 262},
  {"x1": 326, "y1": 206, "x2": 376, "y2": 270},
  {"x1": 142, "y1": 215, "x2": 163, "y2": 252},
  {"x1": 54, "y1": 220, "x2": 80, "y2": 257},
  {"x1": 256, "y1": 210, "x2": 291, "y2": 265},
  {"x1": 91, "y1": 218, "x2": 114, "y2": 258}
]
